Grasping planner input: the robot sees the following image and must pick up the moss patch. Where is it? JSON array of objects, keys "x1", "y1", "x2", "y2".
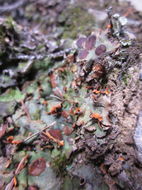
[{"x1": 58, "y1": 6, "x2": 95, "y2": 39}]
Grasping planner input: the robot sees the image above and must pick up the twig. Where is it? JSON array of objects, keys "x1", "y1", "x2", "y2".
[
  {"x1": 24, "y1": 121, "x2": 56, "y2": 143},
  {"x1": 10, "y1": 48, "x2": 74, "y2": 61},
  {"x1": 42, "y1": 131, "x2": 64, "y2": 146},
  {"x1": 5, "y1": 155, "x2": 29, "y2": 190},
  {"x1": 0, "y1": 0, "x2": 35, "y2": 14},
  {"x1": 15, "y1": 154, "x2": 29, "y2": 175},
  {"x1": 5, "y1": 178, "x2": 14, "y2": 190},
  {"x1": 20, "y1": 100, "x2": 31, "y2": 121}
]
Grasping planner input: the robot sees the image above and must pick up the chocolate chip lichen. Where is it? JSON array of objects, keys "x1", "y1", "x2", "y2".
[{"x1": 76, "y1": 32, "x2": 118, "y2": 61}]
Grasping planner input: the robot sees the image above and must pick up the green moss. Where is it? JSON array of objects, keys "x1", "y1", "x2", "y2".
[
  {"x1": 51, "y1": 149, "x2": 67, "y2": 173},
  {"x1": 33, "y1": 57, "x2": 52, "y2": 70},
  {"x1": 0, "y1": 17, "x2": 19, "y2": 45},
  {"x1": 59, "y1": 6, "x2": 95, "y2": 39},
  {"x1": 122, "y1": 73, "x2": 130, "y2": 86}
]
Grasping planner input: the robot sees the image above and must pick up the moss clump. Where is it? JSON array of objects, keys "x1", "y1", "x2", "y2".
[
  {"x1": 58, "y1": 6, "x2": 95, "y2": 39},
  {"x1": 0, "y1": 17, "x2": 20, "y2": 50},
  {"x1": 33, "y1": 57, "x2": 52, "y2": 70},
  {"x1": 122, "y1": 73, "x2": 130, "y2": 86},
  {"x1": 51, "y1": 149, "x2": 68, "y2": 173}
]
